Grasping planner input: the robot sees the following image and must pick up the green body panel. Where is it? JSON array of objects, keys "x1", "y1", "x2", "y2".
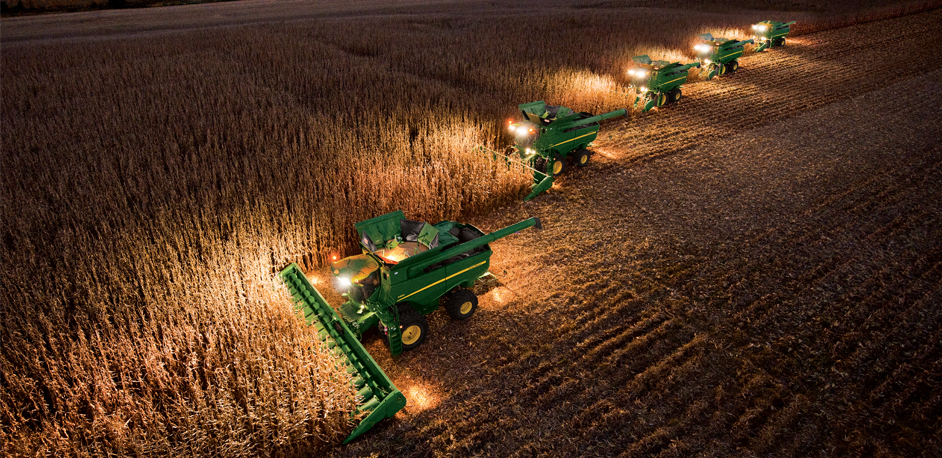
[
  {"x1": 695, "y1": 33, "x2": 754, "y2": 80},
  {"x1": 628, "y1": 55, "x2": 700, "y2": 112},
  {"x1": 752, "y1": 20, "x2": 795, "y2": 52},
  {"x1": 278, "y1": 263, "x2": 407, "y2": 444},
  {"x1": 508, "y1": 101, "x2": 627, "y2": 199}
]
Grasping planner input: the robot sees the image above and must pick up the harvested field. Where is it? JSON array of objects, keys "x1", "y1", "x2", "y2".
[
  {"x1": 337, "y1": 9, "x2": 942, "y2": 458},
  {"x1": 2, "y1": 0, "x2": 941, "y2": 456}
]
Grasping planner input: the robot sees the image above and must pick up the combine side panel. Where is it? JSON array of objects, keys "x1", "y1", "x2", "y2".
[{"x1": 279, "y1": 263, "x2": 406, "y2": 444}]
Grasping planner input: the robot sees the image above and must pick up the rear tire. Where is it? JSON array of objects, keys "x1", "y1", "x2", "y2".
[
  {"x1": 396, "y1": 304, "x2": 428, "y2": 351},
  {"x1": 669, "y1": 88, "x2": 682, "y2": 103},
  {"x1": 727, "y1": 60, "x2": 739, "y2": 73},
  {"x1": 445, "y1": 289, "x2": 478, "y2": 320},
  {"x1": 574, "y1": 149, "x2": 590, "y2": 167}
]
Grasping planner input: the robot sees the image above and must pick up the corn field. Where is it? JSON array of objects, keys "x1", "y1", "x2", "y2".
[{"x1": 2, "y1": 0, "x2": 938, "y2": 455}]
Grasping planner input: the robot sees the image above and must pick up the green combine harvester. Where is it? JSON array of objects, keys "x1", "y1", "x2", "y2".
[
  {"x1": 503, "y1": 101, "x2": 627, "y2": 200},
  {"x1": 752, "y1": 20, "x2": 796, "y2": 52},
  {"x1": 694, "y1": 33, "x2": 754, "y2": 80},
  {"x1": 627, "y1": 55, "x2": 701, "y2": 112},
  {"x1": 279, "y1": 210, "x2": 541, "y2": 443}
]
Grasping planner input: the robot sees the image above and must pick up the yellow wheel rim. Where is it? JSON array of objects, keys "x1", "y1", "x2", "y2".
[
  {"x1": 402, "y1": 325, "x2": 421, "y2": 345},
  {"x1": 552, "y1": 160, "x2": 563, "y2": 175},
  {"x1": 579, "y1": 154, "x2": 588, "y2": 165},
  {"x1": 460, "y1": 301, "x2": 473, "y2": 315}
]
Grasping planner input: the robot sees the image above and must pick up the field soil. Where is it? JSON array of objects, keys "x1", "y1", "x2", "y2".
[{"x1": 330, "y1": 9, "x2": 942, "y2": 457}]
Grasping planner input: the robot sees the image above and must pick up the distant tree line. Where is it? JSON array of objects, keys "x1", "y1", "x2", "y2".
[{"x1": 1, "y1": 0, "x2": 235, "y2": 16}]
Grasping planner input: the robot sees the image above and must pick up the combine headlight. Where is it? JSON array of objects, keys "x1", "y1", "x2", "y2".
[
  {"x1": 639, "y1": 86, "x2": 647, "y2": 92},
  {"x1": 695, "y1": 44, "x2": 711, "y2": 53},
  {"x1": 338, "y1": 277, "x2": 351, "y2": 287},
  {"x1": 704, "y1": 59, "x2": 712, "y2": 65}
]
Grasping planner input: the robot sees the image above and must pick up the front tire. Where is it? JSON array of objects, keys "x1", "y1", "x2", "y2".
[
  {"x1": 396, "y1": 304, "x2": 428, "y2": 351},
  {"x1": 726, "y1": 60, "x2": 739, "y2": 73},
  {"x1": 551, "y1": 153, "x2": 566, "y2": 175},
  {"x1": 445, "y1": 289, "x2": 478, "y2": 320},
  {"x1": 574, "y1": 149, "x2": 590, "y2": 167}
]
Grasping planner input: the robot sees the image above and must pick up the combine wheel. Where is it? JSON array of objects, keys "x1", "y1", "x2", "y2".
[
  {"x1": 669, "y1": 88, "x2": 682, "y2": 103},
  {"x1": 551, "y1": 153, "x2": 566, "y2": 175},
  {"x1": 574, "y1": 149, "x2": 591, "y2": 167},
  {"x1": 718, "y1": 63, "x2": 727, "y2": 77},
  {"x1": 445, "y1": 289, "x2": 478, "y2": 320},
  {"x1": 396, "y1": 304, "x2": 428, "y2": 351},
  {"x1": 776, "y1": 37, "x2": 786, "y2": 47},
  {"x1": 726, "y1": 60, "x2": 739, "y2": 73}
]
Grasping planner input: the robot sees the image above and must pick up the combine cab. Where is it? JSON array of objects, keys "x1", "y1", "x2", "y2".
[
  {"x1": 752, "y1": 20, "x2": 796, "y2": 52},
  {"x1": 695, "y1": 33, "x2": 754, "y2": 80},
  {"x1": 627, "y1": 55, "x2": 701, "y2": 112},
  {"x1": 505, "y1": 101, "x2": 627, "y2": 200},
  {"x1": 280, "y1": 211, "x2": 541, "y2": 442}
]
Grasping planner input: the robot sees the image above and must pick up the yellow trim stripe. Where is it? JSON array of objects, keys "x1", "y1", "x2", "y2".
[
  {"x1": 550, "y1": 131, "x2": 596, "y2": 148},
  {"x1": 397, "y1": 260, "x2": 487, "y2": 301},
  {"x1": 661, "y1": 75, "x2": 687, "y2": 86},
  {"x1": 719, "y1": 50, "x2": 744, "y2": 59}
]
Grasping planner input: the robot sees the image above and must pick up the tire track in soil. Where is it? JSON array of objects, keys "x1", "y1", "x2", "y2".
[{"x1": 334, "y1": 10, "x2": 942, "y2": 458}]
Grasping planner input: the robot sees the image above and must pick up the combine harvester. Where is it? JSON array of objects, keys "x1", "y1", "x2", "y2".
[
  {"x1": 279, "y1": 210, "x2": 541, "y2": 442},
  {"x1": 752, "y1": 20, "x2": 796, "y2": 52},
  {"x1": 626, "y1": 55, "x2": 701, "y2": 112},
  {"x1": 694, "y1": 33, "x2": 754, "y2": 80},
  {"x1": 492, "y1": 101, "x2": 626, "y2": 200}
]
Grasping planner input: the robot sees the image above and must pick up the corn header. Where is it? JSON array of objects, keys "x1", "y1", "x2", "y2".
[
  {"x1": 695, "y1": 33, "x2": 754, "y2": 80},
  {"x1": 279, "y1": 210, "x2": 540, "y2": 443},
  {"x1": 752, "y1": 21, "x2": 796, "y2": 52},
  {"x1": 496, "y1": 101, "x2": 627, "y2": 200},
  {"x1": 627, "y1": 55, "x2": 701, "y2": 112}
]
